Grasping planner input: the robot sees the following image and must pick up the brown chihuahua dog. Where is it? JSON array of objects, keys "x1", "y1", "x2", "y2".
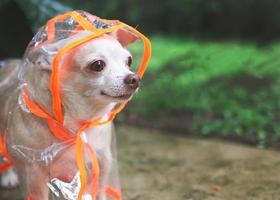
[{"x1": 0, "y1": 30, "x2": 139, "y2": 200}]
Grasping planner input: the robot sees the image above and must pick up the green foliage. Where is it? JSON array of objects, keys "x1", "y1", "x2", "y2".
[
  {"x1": 60, "y1": 0, "x2": 280, "y2": 41},
  {"x1": 127, "y1": 36, "x2": 280, "y2": 145},
  {"x1": 14, "y1": 0, "x2": 71, "y2": 31},
  {"x1": 16, "y1": 0, "x2": 280, "y2": 41}
]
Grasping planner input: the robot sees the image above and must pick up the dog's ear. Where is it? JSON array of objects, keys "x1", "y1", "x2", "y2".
[
  {"x1": 27, "y1": 44, "x2": 59, "y2": 71},
  {"x1": 27, "y1": 38, "x2": 74, "y2": 71},
  {"x1": 27, "y1": 32, "x2": 92, "y2": 70},
  {"x1": 110, "y1": 28, "x2": 138, "y2": 47}
]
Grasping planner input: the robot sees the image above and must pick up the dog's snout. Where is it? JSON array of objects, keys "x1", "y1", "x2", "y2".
[{"x1": 124, "y1": 74, "x2": 140, "y2": 90}]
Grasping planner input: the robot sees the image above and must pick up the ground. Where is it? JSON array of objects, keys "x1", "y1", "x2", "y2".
[
  {"x1": 118, "y1": 126, "x2": 280, "y2": 200},
  {"x1": 1, "y1": 126, "x2": 280, "y2": 200}
]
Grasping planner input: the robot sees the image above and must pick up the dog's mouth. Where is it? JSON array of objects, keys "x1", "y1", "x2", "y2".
[{"x1": 100, "y1": 91, "x2": 133, "y2": 100}]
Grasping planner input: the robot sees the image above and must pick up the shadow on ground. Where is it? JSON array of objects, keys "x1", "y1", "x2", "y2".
[{"x1": 1, "y1": 126, "x2": 280, "y2": 200}]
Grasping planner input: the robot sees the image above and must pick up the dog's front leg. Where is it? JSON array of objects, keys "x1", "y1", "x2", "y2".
[
  {"x1": 24, "y1": 164, "x2": 49, "y2": 200},
  {"x1": 0, "y1": 167, "x2": 19, "y2": 187},
  {"x1": 97, "y1": 149, "x2": 112, "y2": 200}
]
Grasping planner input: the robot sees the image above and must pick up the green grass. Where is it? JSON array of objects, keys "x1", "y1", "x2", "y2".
[{"x1": 124, "y1": 36, "x2": 280, "y2": 145}]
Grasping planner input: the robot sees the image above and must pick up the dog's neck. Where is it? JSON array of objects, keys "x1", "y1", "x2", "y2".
[
  {"x1": 62, "y1": 94, "x2": 115, "y2": 131},
  {"x1": 23, "y1": 63, "x2": 115, "y2": 132}
]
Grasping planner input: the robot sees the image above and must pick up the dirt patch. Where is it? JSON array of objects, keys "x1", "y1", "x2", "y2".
[
  {"x1": 1, "y1": 126, "x2": 280, "y2": 200},
  {"x1": 117, "y1": 126, "x2": 280, "y2": 200}
]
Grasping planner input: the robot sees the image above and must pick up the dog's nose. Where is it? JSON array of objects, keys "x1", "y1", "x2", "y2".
[{"x1": 124, "y1": 74, "x2": 140, "y2": 90}]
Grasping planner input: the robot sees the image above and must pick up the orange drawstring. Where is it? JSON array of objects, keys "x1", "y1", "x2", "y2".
[
  {"x1": 0, "y1": 134, "x2": 13, "y2": 172},
  {"x1": 106, "y1": 186, "x2": 122, "y2": 200},
  {"x1": 22, "y1": 89, "x2": 122, "y2": 200},
  {"x1": 22, "y1": 89, "x2": 72, "y2": 141}
]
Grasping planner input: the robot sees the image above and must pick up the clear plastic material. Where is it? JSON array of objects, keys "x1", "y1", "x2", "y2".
[{"x1": 0, "y1": 10, "x2": 151, "y2": 200}]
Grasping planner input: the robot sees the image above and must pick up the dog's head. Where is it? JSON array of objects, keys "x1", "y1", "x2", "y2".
[
  {"x1": 63, "y1": 34, "x2": 139, "y2": 103},
  {"x1": 25, "y1": 30, "x2": 140, "y2": 123}
]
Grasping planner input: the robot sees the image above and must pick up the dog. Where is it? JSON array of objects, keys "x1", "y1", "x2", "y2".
[{"x1": 0, "y1": 29, "x2": 140, "y2": 200}]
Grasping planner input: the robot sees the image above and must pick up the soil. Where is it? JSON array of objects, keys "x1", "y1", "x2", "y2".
[
  {"x1": 1, "y1": 126, "x2": 280, "y2": 200},
  {"x1": 118, "y1": 126, "x2": 280, "y2": 200}
]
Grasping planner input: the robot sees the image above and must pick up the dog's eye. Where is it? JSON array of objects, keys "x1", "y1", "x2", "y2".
[
  {"x1": 127, "y1": 56, "x2": 132, "y2": 67},
  {"x1": 86, "y1": 60, "x2": 106, "y2": 72}
]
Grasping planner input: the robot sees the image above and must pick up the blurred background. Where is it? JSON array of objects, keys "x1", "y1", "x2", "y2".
[{"x1": 1, "y1": 0, "x2": 280, "y2": 199}]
